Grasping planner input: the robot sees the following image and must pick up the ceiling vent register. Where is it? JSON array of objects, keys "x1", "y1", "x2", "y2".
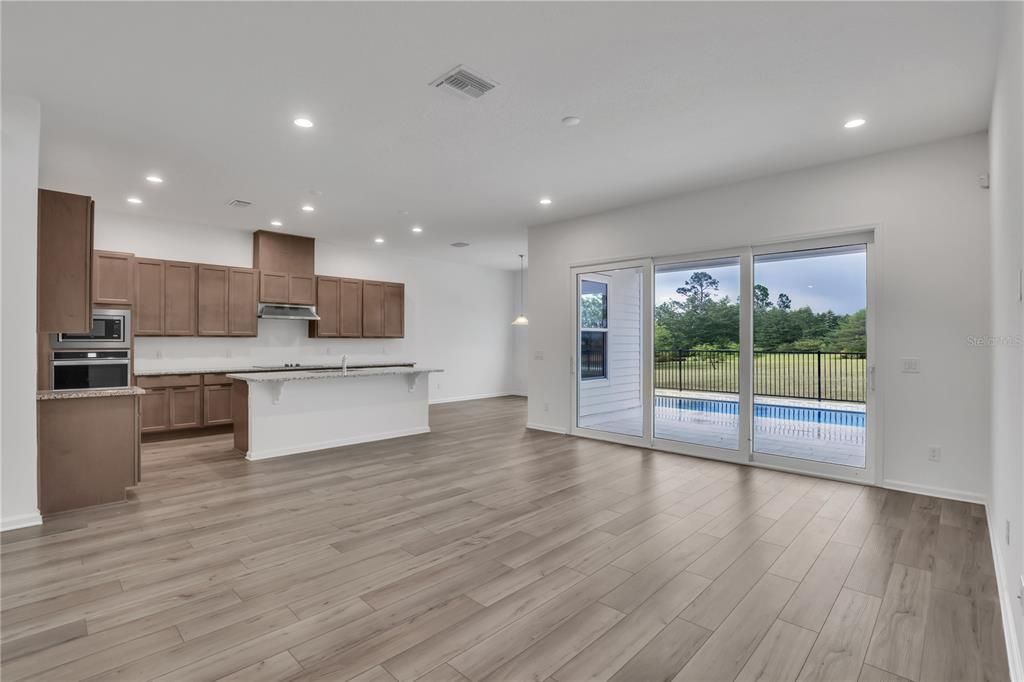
[{"x1": 430, "y1": 66, "x2": 498, "y2": 100}]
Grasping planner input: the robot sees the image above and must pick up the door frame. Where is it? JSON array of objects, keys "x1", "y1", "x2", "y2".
[
  {"x1": 569, "y1": 258, "x2": 653, "y2": 448},
  {"x1": 748, "y1": 231, "x2": 878, "y2": 485},
  {"x1": 650, "y1": 247, "x2": 752, "y2": 465},
  {"x1": 566, "y1": 228, "x2": 881, "y2": 487}
]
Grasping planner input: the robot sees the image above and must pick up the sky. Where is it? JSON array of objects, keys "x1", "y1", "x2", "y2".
[{"x1": 654, "y1": 249, "x2": 866, "y2": 315}]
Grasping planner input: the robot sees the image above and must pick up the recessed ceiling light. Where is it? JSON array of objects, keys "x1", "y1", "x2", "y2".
[
  {"x1": 411, "y1": 225, "x2": 423, "y2": 233},
  {"x1": 374, "y1": 237, "x2": 385, "y2": 244},
  {"x1": 301, "y1": 204, "x2": 315, "y2": 212},
  {"x1": 539, "y1": 197, "x2": 553, "y2": 206},
  {"x1": 844, "y1": 118, "x2": 866, "y2": 129},
  {"x1": 270, "y1": 220, "x2": 283, "y2": 227},
  {"x1": 126, "y1": 196, "x2": 142, "y2": 205},
  {"x1": 561, "y1": 116, "x2": 581, "y2": 127},
  {"x1": 450, "y1": 242, "x2": 470, "y2": 248},
  {"x1": 807, "y1": 284, "x2": 814, "y2": 288},
  {"x1": 145, "y1": 175, "x2": 163, "y2": 184},
  {"x1": 294, "y1": 117, "x2": 314, "y2": 128}
]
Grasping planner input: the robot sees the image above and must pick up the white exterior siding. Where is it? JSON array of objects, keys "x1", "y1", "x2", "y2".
[{"x1": 578, "y1": 268, "x2": 642, "y2": 419}]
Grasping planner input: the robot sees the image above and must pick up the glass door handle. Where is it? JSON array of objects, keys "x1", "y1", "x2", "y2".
[
  {"x1": 868, "y1": 365, "x2": 876, "y2": 392},
  {"x1": 570, "y1": 356, "x2": 575, "y2": 376}
]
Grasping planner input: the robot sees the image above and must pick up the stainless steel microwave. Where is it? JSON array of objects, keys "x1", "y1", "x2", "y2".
[{"x1": 51, "y1": 308, "x2": 131, "y2": 349}]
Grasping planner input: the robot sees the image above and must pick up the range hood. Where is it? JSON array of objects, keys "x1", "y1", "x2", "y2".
[{"x1": 258, "y1": 303, "x2": 320, "y2": 321}]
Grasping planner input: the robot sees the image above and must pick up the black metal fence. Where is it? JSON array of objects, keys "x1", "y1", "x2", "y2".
[{"x1": 654, "y1": 349, "x2": 866, "y2": 403}]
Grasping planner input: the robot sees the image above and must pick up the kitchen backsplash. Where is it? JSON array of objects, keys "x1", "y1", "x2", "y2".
[{"x1": 134, "y1": 318, "x2": 411, "y2": 371}]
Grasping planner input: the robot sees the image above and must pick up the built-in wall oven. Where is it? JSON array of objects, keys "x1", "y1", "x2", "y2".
[
  {"x1": 51, "y1": 308, "x2": 131, "y2": 350},
  {"x1": 50, "y1": 350, "x2": 131, "y2": 390},
  {"x1": 49, "y1": 308, "x2": 132, "y2": 390}
]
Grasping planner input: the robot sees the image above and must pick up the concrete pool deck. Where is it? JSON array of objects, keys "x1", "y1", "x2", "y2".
[{"x1": 579, "y1": 390, "x2": 867, "y2": 468}]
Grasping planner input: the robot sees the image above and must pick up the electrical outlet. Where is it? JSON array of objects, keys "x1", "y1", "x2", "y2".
[
  {"x1": 901, "y1": 358, "x2": 921, "y2": 373},
  {"x1": 927, "y1": 446, "x2": 941, "y2": 463},
  {"x1": 543, "y1": 402, "x2": 550, "y2": 412},
  {"x1": 534, "y1": 350, "x2": 544, "y2": 360}
]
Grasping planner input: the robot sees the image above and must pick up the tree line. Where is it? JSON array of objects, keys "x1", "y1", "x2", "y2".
[{"x1": 655, "y1": 271, "x2": 866, "y2": 353}]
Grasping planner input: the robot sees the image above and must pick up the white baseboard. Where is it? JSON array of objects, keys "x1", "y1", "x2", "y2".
[
  {"x1": 881, "y1": 478, "x2": 988, "y2": 505},
  {"x1": 246, "y1": 427, "x2": 430, "y2": 461},
  {"x1": 986, "y1": 501, "x2": 1024, "y2": 682},
  {"x1": 1, "y1": 511, "x2": 43, "y2": 532},
  {"x1": 429, "y1": 392, "x2": 520, "y2": 405},
  {"x1": 526, "y1": 422, "x2": 568, "y2": 435}
]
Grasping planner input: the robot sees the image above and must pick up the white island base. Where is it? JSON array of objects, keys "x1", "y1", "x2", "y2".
[{"x1": 228, "y1": 367, "x2": 442, "y2": 461}]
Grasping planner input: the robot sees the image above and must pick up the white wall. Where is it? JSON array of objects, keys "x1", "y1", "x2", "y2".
[
  {"x1": 988, "y1": 3, "x2": 1024, "y2": 678},
  {"x1": 1, "y1": 96, "x2": 42, "y2": 530},
  {"x1": 529, "y1": 132, "x2": 992, "y2": 501},
  {"x1": 579, "y1": 268, "x2": 642, "y2": 419},
  {"x1": 95, "y1": 213, "x2": 524, "y2": 404}
]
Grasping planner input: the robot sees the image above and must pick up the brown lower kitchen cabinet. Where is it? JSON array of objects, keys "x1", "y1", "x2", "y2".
[
  {"x1": 137, "y1": 374, "x2": 233, "y2": 433},
  {"x1": 37, "y1": 393, "x2": 140, "y2": 515},
  {"x1": 140, "y1": 387, "x2": 171, "y2": 432},
  {"x1": 169, "y1": 386, "x2": 202, "y2": 428},
  {"x1": 362, "y1": 280, "x2": 405, "y2": 338},
  {"x1": 203, "y1": 374, "x2": 233, "y2": 425}
]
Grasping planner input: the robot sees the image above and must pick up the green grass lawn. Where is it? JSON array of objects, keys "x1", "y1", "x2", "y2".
[{"x1": 654, "y1": 352, "x2": 865, "y2": 402}]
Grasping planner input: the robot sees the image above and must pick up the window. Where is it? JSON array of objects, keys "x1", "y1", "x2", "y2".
[{"x1": 580, "y1": 279, "x2": 608, "y2": 379}]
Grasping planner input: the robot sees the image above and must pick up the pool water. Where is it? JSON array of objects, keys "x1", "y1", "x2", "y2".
[{"x1": 655, "y1": 396, "x2": 865, "y2": 428}]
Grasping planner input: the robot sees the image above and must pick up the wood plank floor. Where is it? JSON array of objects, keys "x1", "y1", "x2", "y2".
[{"x1": 1, "y1": 397, "x2": 1009, "y2": 681}]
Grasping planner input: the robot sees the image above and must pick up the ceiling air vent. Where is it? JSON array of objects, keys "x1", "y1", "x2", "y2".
[
  {"x1": 430, "y1": 65, "x2": 498, "y2": 100},
  {"x1": 227, "y1": 199, "x2": 253, "y2": 208},
  {"x1": 450, "y1": 242, "x2": 471, "y2": 248}
]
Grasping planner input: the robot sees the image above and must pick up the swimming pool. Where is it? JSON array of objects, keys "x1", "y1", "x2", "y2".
[{"x1": 655, "y1": 395, "x2": 865, "y2": 427}]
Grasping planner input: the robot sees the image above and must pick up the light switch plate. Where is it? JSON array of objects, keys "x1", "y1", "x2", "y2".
[{"x1": 901, "y1": 358, "x2": 920, "y2": 373}]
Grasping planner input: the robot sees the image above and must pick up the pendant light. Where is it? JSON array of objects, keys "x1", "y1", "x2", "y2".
[{"x1": 512, "y1": 254, "x2": 529, "y2": 326}]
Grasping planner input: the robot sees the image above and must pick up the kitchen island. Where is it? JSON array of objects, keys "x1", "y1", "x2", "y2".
[{"x1": 228, "y1": 366, "x2": 442, "y2": 460}]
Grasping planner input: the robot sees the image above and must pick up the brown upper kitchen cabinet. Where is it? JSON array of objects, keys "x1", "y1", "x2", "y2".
[
  {"x1": 198, "y1": 265, "x2": 258, "y2": 337},
  {"x1": 362, "y1": 280, "x2": 404, "y2": 338},
  {"x1": 228, "y1": 268, "x2": 258, "y2": 335},
  {"x1": 289, "y1": 275, "x2": 315, "y2": 305},
  {"x1": 92, "y1": 250, "x2": 134, "y2": 306},
  {"x1": 259, "y1": 271, "x2": 289, "y2": 304},
  {"x1": 134, "y1": 258, "x2": 165, "y2": 335},
  {"x1": 163, "y1": 261, "x2": 197, "y2": 335},
  {"x1": 197, "y1": 265, "x2": 229, "y2": 335},
  {"x1": 362, "y1": 280, "x2": 385, "y2": 337},
  {"x1": 38, "y1": 189, "x2": 94, "y2": 332},
  {"x1": 310, "y1": 276, "x2": 341, "y2": 337},
  {"x1": 252, "y1": 230, "x2": 314, "y2": 275},
  {"x1": 340, "y1": 278, "x2": 364, "y2": 337},
  {"x1": 383, "y1": 282, "x2": 405, "y2": 338},
  {"x1": 259, "y1": 271, "x2": 314, "y2": 305}
]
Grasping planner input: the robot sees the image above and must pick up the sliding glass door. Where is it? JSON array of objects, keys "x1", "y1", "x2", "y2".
[
  {"x1": 653, "y1": 257, "x2": 743, "y2": 455},
  {"x1": 570, "y1": 232, "x2": 875, "y2": 483},
  {"x1": 750, "y1": 241, "x2": 872, "y2": 478},
  {"x1": 571, "y1": 260, "x2": 651, "y2": 446}
]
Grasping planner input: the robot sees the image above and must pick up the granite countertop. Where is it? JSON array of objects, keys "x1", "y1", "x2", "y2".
[
  {"x1": 37, "y1": 386, "x2": 146, "y2": 401},
  {"x1": 133, "y1": 361, "x2": 415, "y2": 376},
  {"x1": 227, "y1": 367, "x2": 442, "y2": 382}
]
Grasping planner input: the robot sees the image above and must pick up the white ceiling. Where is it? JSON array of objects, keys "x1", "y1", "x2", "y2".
[{"x1": 3, "y1": 2, "x2": 1002, "y2": 269}]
